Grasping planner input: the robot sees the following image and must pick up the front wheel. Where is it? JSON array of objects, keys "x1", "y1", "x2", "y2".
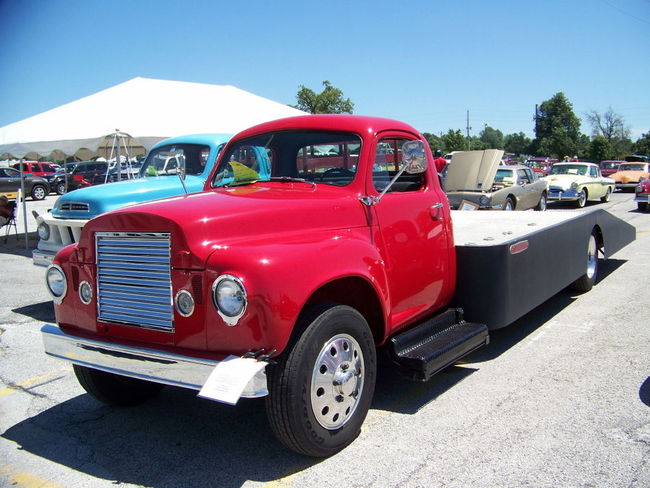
[
  {"x1": 56, "y1": 181, "x2": 67, "y2": 195},
  {"x1": 576, "y1": 188, "x2": 587, "y2": 208},
  {"x1": 571, "y1": 231, "x2": 599, "y2": 292},
  {"x1": 31, "y1": 184, "x2": 47, "y2": 200},
  {"x1": 266, "y1": 304, "x2": 376, "y2": 457},
  {"x1": 73, "y1": 364, "x2": 164, "y2": 406},
  {"x1": 534, "y1": 193, "x2": 547, "y2": 211}
]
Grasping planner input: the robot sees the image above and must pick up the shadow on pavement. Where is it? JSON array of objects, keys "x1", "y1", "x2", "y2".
[
  {"x1": 0, "y1": 230, "x2": 37, "y2": 257},
  {"x1": 12, "y1": 300, "x2": 55, "y2": 322},
  {"x1": 2, "y1": 388, "x2": 318, "y2": 488}
]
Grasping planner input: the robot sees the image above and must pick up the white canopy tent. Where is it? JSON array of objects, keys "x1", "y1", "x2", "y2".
[{"x1": 0, "y1": 77, "x2": 306, "y2": 159}]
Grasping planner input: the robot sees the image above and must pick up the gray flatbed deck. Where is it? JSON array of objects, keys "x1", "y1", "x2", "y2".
[{"x1": 450, "y1": 208, "x2": 635, "y2": 329}]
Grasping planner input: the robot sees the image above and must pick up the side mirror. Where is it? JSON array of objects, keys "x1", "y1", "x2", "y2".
[{"x1": 401, "y1": 140, "x2": 427, "y2": 174}]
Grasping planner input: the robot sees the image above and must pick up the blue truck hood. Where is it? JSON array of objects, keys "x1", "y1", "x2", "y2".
[{"x1": 52, "y1": 175, "x2": 205, "y2": 219}]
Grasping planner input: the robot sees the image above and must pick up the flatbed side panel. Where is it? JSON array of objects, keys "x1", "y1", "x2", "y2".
[
  {"x1": 452, "y1": 210, "x2": 634, "y2": 330},
  {"x1": 594, "y1": 209, "x2": 636, "y2": 258}
]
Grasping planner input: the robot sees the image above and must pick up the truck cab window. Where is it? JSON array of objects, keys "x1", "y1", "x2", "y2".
[{"x1": 373, "y1": 138, "x2": 424, "y2": 193}]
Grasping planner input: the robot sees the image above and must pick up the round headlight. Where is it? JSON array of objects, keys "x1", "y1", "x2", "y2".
[
  {"x1": 175, "y1": 290, "x2": 195, "y2": 317},
  {"x1": 570, "y1": 182, "x2": 578, "y2": 190},
  {"x1": 45, "y1": 265, "x2": 67, "y2": 304},
  {"x1": 79, "y1": 281, "x2": 93, "y2": 304},
  {"x1": 38, "y1": 222, "x2": 50, "y2": 240},
  {"x1": 212, "y1": 274, "x2": 247, "y2": 325}
]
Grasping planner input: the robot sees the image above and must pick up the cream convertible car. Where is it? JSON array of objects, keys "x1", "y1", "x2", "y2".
[
  {"x1": 541, "y1": 162, "x2": 614, "y2": 208},
  {"x1": 444, "y1": 150, "x2": 548, "y2": 211}
]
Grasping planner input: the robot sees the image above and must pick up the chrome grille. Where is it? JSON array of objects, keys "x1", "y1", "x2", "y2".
[
  {"x1": 96, "y1": 232, "x2": 173, "y2": 331},
  {"x1": 60, "y1": 202, "x2": 90, "y2": 212}
]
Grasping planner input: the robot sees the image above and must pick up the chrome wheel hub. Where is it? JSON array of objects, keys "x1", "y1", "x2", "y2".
[
  {"x1": 311, "y1": 333, "x2": 364, "y2": 430},
  {"x1": 586, "y1": 234, "x2": 597, "y2": 279}
]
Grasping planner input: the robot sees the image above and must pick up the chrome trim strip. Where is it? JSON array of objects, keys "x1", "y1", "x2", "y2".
[{"x1": 41, "y1": 324, "x2": 268, "y2": 397}]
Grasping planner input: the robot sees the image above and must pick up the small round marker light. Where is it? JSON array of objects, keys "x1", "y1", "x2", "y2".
[
  {"x1": 79, "y1": 281, "x2": 93, "y2": 304},
  {"x1": 175, "y1": 290, "x2": 195, "y2": 317}
]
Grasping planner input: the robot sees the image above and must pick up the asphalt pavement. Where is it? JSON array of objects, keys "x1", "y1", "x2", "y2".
[{"x1": 0, "y1": 192, "x2": 648, "y2": 488}]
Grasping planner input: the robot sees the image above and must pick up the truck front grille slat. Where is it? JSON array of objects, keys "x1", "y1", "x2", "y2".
[{"x1": 96, "y1": 232, "x2": 173, "y2": 331}]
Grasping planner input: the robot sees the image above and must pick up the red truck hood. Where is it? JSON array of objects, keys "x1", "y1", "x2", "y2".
[{"x1": 79, "y1": 183, "x2": 368, "y2": 268}]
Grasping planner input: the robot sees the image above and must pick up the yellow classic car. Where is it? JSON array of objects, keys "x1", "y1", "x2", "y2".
[
  {"x1": 541, "y1": 162, "x2": 614, "y2": 208},
  {"x1": 444, "y1": 150, "x2": 548, "y2": 211}
]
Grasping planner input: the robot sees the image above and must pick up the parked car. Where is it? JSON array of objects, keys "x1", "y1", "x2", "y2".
[
  {"x1": 11, "y1": 161, "x2": 58, "y2": 178},
  {"x1": 0, "y1": 167, "x2": 51, "y2": 200},
  {"x1": 444, "y1": 151, "x2": 548, "y2": 210},
  {"x1": 610, "y1": 162, "x2": 650, "y2": 191},
  {"x1": 48, "y1": 162, "x2": 80, "y2": 195},
  {"x1": 635, "y1": 179, "x2": 650, "y2": 211},
  {"x1": 65, "y1": 161, "x2": 112, "y2": 191},
  {"x1": 598, "y1": 160, "x2": 623, "y2": 177},
  {"x1": 542, "y1": 162, "x2": 614, "y2": 207}
]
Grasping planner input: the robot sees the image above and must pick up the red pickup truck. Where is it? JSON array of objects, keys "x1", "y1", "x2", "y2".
[{"x1": 42, "y1": 115, "x2": 634, "y2": 457}]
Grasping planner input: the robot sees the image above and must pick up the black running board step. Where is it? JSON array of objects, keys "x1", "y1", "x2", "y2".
[{"x1": 389, "y1": 308, "x2": 489, "y2": 382}]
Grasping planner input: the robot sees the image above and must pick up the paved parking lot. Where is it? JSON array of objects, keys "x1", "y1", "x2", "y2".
[{"x1": 1, "y1": 192, "x2": 649, "y2": 487}]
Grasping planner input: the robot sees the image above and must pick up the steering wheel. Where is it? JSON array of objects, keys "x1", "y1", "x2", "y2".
[{"x1": 319, "y1": 167, "x2": 354, "y2": 182}]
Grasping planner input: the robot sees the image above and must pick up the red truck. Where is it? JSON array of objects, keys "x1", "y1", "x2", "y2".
[{"x1": 42, "y1": 115, "x2": 634, "y2": 457}]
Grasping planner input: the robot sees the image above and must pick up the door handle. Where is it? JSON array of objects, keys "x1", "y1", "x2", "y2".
[{"x1": 430, "y1": 202, "x2": 444, "y2": 221}]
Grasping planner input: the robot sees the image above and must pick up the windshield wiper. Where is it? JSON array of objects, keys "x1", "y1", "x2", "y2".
[{"x1": 269, "y1": 176, "x2": 316, "y2": 187}]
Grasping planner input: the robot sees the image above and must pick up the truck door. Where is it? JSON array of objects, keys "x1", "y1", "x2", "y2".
[{"x1": 370, "y1": 134, "x2": 452, "y2": 330}]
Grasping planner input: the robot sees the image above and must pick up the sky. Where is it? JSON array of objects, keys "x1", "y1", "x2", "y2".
[{"x1": 1, "y1": 0, "x2": 649, "y2": 141}]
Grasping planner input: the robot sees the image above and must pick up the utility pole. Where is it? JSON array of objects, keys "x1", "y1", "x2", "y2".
[{"x1": 466, "y1": 110, "x2": 472, "y2": 151}]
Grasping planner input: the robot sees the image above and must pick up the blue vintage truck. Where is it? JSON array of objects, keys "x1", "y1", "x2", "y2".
[{"x1": 32, "y1": 134, "x2": 233, "y2": 266}]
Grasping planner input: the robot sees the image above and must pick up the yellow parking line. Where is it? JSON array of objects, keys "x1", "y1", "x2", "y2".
[
  {"x1": 0, "y1": 367, "x2": 71, "y2": 398},
  {"x1": 0, "y1": 464, "x2": 64, "y2": 488}
]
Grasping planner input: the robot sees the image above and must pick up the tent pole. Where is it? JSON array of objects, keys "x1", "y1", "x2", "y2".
[{"x1": 19, "y1": 159, "x2": 28, "y2": 250}]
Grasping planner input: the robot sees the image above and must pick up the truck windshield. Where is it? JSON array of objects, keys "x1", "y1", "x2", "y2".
[
  {"x1": 212, "y1": 131, "x2": 361, "y2": 187},
  {"x1": 140, "y1": 144, "x2": 211, "y2": 177}
]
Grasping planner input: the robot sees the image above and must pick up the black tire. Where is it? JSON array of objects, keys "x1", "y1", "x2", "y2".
[
  {"x1": 266, "y1": 304, "x2": 377, "y2": 457},
  {"x1": 576, "y1": 188, "x2": 587, "y2": 208},
  {"x1": 73, "y1": 364, "x2": 164, "y2": 406},
  {"x1": 31, "y1": 184, "x2": 47, "y2": 200},
  {"x1": 571, "y1": 231, "x2": 599, "y2": 292},
  {"x1": 534, "y1": 192, "x2": 547, "y2": 211},
  {"x1": 503, "y1": 196, "x2": 515, "y2": 211},
  {"x1": 600, "y1": 187, "x2": 612, "y2": 202},
  {"x1": 638, "y1": 202, "x2": 648, "y2": 212},
  {"x1": 56, "y1": 181, "x2": 67, "y2": 195}
]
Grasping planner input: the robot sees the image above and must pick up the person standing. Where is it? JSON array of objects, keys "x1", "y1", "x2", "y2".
[{"x1": 433, "y1": 150, "x2": 447, "y2": 174}]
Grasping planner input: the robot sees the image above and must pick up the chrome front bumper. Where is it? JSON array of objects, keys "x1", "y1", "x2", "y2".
[
  {"x1": 548, "y1": 189, "x2": 579, "y2": 201},
  {"x1": 634, "y1": 194, "x2": 650, "y2": 202},
  {"x1": 41, "y1": 324, "x2": 268, "y2": 398},
  {"x1": 615, "y1": 182, "x2": 639, "y2": 188}
]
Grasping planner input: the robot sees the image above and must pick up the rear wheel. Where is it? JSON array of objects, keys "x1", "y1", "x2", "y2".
[
  {"x1": 571, "y1": 231, "x2": 599, "y2": 292},
  {"x1": 534, "y1": 193, "x2": 547, "y2": 211},
  {"x1": 600, "y1": 187, "x2": 612, "y2": 203},
  {"x1": 31, "y1": 184, "x2": 47, "y2": 200},
  {"x1": 576, "y1": 188, "x2": 587, "y2": 208},
  {"x1": 266, "y1": 304, "x2": 376, "y2": 457},
  {"x1": 73, "y1": 364, "x2": 164, "y2": 406},
  {"x1": 56, "y1": 181, "x2": 67, "y2": 195}
]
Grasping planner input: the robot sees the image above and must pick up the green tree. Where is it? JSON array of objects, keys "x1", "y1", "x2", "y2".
[
  {"x1": 422, "y1": 132, "x2": 442, "y2": 154},
  {"x1": 533, "y1": 92, "x2": 581, "y2": 158},
  {"x1": 504, "y1": 132, "x2": 532, "y2": 155},
  {"x1": 633, "y1": 132, "x2": 650, "y2": 155},
  {"x1": 442, "y1": 129, "x2": 466, "y2": 152},
  {"x1": 588, "y1": 135, "x2": 609, "y2": 162},
  {"x1": 293, "y1": 80, "x2": 354, "y2": 114},
  {"x1": 479, "y1": 126, "x2": 504, "y2": 149}
]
